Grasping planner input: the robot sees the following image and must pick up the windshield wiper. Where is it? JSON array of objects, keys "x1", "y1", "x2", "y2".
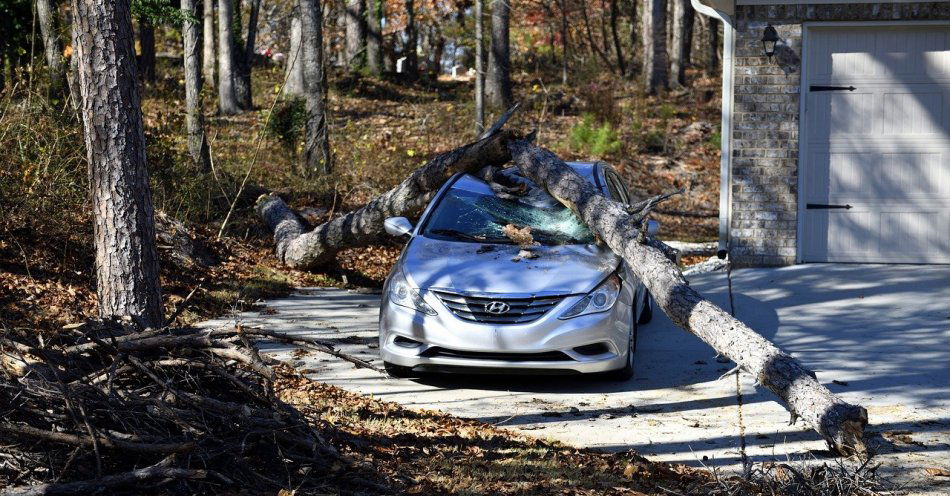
[{"x1": 428, "y1": 229, "x2": 511, "y2": 244}]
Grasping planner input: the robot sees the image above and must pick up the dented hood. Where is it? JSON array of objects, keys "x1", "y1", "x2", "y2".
[{"x1": 402, "y1": 235, "x2": 620, "y2": 296}]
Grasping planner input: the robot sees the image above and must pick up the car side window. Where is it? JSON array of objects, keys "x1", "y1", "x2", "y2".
[{"x1": 605, "y1": 171, "x2": 629, "y2": 203}]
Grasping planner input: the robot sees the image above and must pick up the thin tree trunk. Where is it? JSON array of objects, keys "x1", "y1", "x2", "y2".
[
  {"x1": 705, "y1": 14, "x2": 719, "y2": 76},
  {"x1": 474, "y1": 0, "x2": 485, "y2": 134},
  {"x1": 71, "y1": 0, "x2": 163, "y2": 328},
  {"x1": 404, "y1": 0, "x2": 418, "y2": 79},
  {"x1": 258, "y1": 129, "x2": 517, "y2": 268},
  {"x1": 609, "y1": 0, "x2": 626, "y2": 76},
  {"x1": 36, "y1": 0, "x2": 68, "y2": 99},
  {"x1": 345, "y1": 0, "x2": 366, "y2": 71},
  {"x1": 486, "y1": 0, "x2": 512, "y2": 109},
  {"x1": 642, "y1": 0, "x2": 667, "y2": 94},
  {"x1": 284, "y1": 9, "x2": 305, "y2": 96},
  {"x1": 670, "y1": 0, "x2": 693, "y2": 87},
  {"x1": 233, "y1": 0, "x2": 260, "y2": 110},
  {"x1": 300, "y1": 0, "x2": 331, "y2": 175},
  {"x1": 626, "y1": 0, "x2": 637, "y2": 78},
  {"x1": 217, "y1": 0, "x2": 240, "y2": 114},
  {"x1": 366, "y1": 0, "x2": 382, "y2": 75},
  {"x1": 580, "y1": 2, "x2": 612, "y2": 70},
  {"x1": 203, "y1": 0, "x2": 216, "y2": 90},
  {"x1": 183, "y1": 0, "x2": 212, "y2": 171},
  {"x1": 138, "y1": 19, "x2": 156, "y2": 82},
  {"x1": 558, "y1": 0, "x2": 568, "y2": 85},
  {"x1": 506, "y1": 140, "x2": 869, "y2": 457}
]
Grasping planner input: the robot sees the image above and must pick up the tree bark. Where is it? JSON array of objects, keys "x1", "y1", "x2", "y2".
[
  {"x1": 36, "y1": 0, "x2": 68, "y2": 99},
  {"x1": 217, "y1": 0, "x2": 240, "y2": 114},
  {"x1": 366, "y1": 0, "x2": 383, "y2": 76},
  {"x1": 71, "y1": 0, "x2": 163, "y2": 329},
  {"x1": 403, "y1": 0, "x2": 418, "y2": 79},
  {"x1": 182, "y1": 0, "x2": 212, "y2": 171},
  {"x1": 609, "y1": 0, "x2": 626, "y2": 76},
  {"x1": 345, "y1": 0, "x2": 366, "y2": 71},
  {"x1": 670, "y1": 0, "x2": 693, "y2": 88},
  {"x1": 284, "y1": 8, "x2": 305, "y2": 96},
  {"x1": 705, "y1": 14, "x2": 719, "y2": 76},
  {"x1": 486, "y1": 0, "x2": 513, "y2": 109},
  {"x1": 506, "y1": 141, "x2": 869, "y2": 457},
  {"x1": 300, "y1": 0, "x2": 332, "y2": 175},
  {"x1": 474, "y1": 0, "x2": 485, "y2": 134},
  {"x1": 138, "y1": 19, "x2": 156, "y2": 83},
  {"x1": 202, "y1": 0, "x2": 216, "y2": 91},
  {"x1": 642, "y1": 0, "x2": 667, "y2": 94},
  {"x1": 558, "y1": 0, "x2": 569, "y2": 85},
  {"x1": 233, "y1": 0, "x2": 261, "y2": 110},
  {"x1": 258, "y1": 129, "x2": 518, "y2": 269}
]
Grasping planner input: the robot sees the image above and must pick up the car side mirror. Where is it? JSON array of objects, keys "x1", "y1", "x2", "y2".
[
  {"x1": 646, "y1": 219, "x2": 660, "y2": 236},
  {"x1": 384, "y1": 217, "x2": 414, "y2": 238}
]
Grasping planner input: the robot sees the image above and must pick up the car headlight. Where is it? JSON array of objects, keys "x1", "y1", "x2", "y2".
[
  {"x1": 558, "y1": 274, "x2": 621, "y2": 319},
  {"x1": 389, "y1": 269, "x2": 437, "y2": 316}
]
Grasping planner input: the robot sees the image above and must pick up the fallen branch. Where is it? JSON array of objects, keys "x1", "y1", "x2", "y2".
[
  {"x1": 256, "y1": 109, "x2": 521, "y2": 269},
  {"x1": 0, "y1": 457, "x2": 208, "y2": 496},
  {"x1": 507, "y1": 140, "x2": 868, "y2": 456}
]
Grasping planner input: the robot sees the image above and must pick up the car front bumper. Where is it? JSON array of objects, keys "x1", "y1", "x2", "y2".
[{"x1": 378, "y1": 290, "x2": 633, "y2": 374}]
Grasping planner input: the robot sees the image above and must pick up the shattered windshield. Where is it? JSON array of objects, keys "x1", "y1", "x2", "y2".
[{"x1": 422, "y1": 176, "x2": 595, "y2": 246}]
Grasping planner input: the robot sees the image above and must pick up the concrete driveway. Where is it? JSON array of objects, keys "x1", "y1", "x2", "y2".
[{"x1": 201, "y1": 264, "x2": 950, "y2": 494}]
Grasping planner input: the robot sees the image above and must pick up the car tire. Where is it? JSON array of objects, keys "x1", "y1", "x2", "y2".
[
  {"x1": 384, "y1": 362, "x2": 414, "y2": 378},
  {"x1": 637, "y1": 291, "x2": 653, "y2": 325}
]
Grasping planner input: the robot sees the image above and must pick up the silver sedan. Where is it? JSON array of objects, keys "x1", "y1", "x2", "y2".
[{"x1": 378, "y1": 162, "x2": 654, "y2": 380}]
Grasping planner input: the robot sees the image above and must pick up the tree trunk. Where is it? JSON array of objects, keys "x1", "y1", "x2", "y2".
[
  {"x1": 558, "y1": 0, "x2": 568, "y2": 85},
  {"x1": 233, "y1": 0, "x2": 260, "y2": 110},
  {"x1": 609, "y1": 0, "x2": 626, "y2": 76},
  {"x1": 474, "y1": 0, "x2": 485, "y2": 134},
  {"x1": 182, "y1": 0, "x2": 212, "y2": 171},
  {"x1": 705, "y1": 14, "x2": 719, "y2": 76},
  {"x1": 138, "y1": 19, "x2": 156, "y2": 83},
  {"x1": 366, "y1": 0, "x2": 382, "y2": 76},
  {"x1": 670, "y1": 0, "x2": 693, "y2": 88},
  {"x1": 345, "y1": 0, "x2": 366, "y2": 71},
  {"x1": 258, "y1": 129, "x2": 517, "y2": 268},
  {"x1": 217, "y1": 0, "x2": 240, "y2": 114},
  {"x1": 284, "y1": 9, "x2": 305, "y2": 96},
  {"x1": 300, "y1": 0, "x2": 332, "y2": 175},
  {"x1": 642, "y1": 0, "x2": 667, "y2": 94},
  {"x1": 36, "y1": 0, "x2": 68, "y2": 99},
  {"x1": 403, "y1": 0, "x2": 418, "y2": 79},
  {"x1": 506, "y1": 140, "x2": 869, "y2": 457},
  {"x1": 580, "y1": 1, "x2": 613, "y2": 72},
  {"x1": 626, "y1": 0, "x2": 638, "y2": 78},
  {"x1": 203, "y1": 0, "x2": 216, "y2": 91},
  {"x1": 71, "y1": 0, "x2": 163, "y2": 329},
  {"x1": 486, "y1": 0, "x2": 512, "y2": 109}
]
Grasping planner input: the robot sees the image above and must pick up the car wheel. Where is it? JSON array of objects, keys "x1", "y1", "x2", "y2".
[
  {"x1": 637, "y1": 291, "x2": 653, "y2": 325},
  {"x1": 384, "y1": 362, "x2": 414, "y2": 378}
]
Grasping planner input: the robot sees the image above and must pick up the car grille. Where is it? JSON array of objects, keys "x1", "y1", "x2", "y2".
[
  {"x1": 420, "y1": 347, "x2": 571, "y2": 362},
  {"x1": 431, "y1": 291, "x2": 566, "y2": 324}
]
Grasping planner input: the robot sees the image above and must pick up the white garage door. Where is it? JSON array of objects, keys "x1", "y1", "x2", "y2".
[{"x1": 802, "y1": 25, "x2": 950, "y2": 263}]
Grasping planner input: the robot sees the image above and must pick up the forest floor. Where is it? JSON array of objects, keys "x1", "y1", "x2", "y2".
[{"x1": 1, "y1": 63, "x2": 734, "y2": 493}]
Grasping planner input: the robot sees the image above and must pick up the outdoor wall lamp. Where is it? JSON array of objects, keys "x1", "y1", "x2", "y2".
[{"x1": 762, "y1": 24, "x2": 779, "y2": 61}]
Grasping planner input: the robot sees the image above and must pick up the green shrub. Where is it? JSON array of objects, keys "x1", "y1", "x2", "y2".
[
  {"x1": 265, "y1": 97, "x2": 306, "y2": 154},
  {"x1": 705, "y1": 128, "x2": 722, "y2": 151},
  {"x1": 655, "y1": 103, "x2": 677, "y2": 120},
  {"x1": 568, "y1": 113, "x2": 621, "y2": 157}
]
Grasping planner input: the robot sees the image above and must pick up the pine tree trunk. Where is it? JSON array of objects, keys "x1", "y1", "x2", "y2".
[
  {"x1": 202, "y1": 0, "x2": 216, "y2": 91},
  {"x1": 486, "y1": 0, "x2": 512, "y2": 109},
  {"x1": 182, "y1": 0, "x2": 212, "y2": 171},
  {"x1": 71, "y1": 0, "x2": 163, "y2": 329},
  {"x1": 609, "y1": 0, "x2": 626, "y2": 76},
  {"x1": 366, "y1": 0, "x2": 382, "y2": 76},
  {"x1": 403, "y1": 0, "x2": 418, "y2": 79},
  {"x1": 138, "y1": 19, "x2": 156, "y2": 83},
  {"x1": 642, "y1": 0, "x2": 667, "y2": 94},
  {"x1": 345, "y1": 0, "x2": 366, "y2": 71},
  {"x1": 506, "y1": 141, "x2": 869, "y2": 457},
  {"x1": 258, "y1": 129, "x2": 516, "y2": 268},
  {"x1": 474, "y1": 0, "x2": 485, "y2": 134},
  {"x1": 36, "y1": 0, "x2": 68, "y2": 99},
  {"x1": 300, "y1": 0, "x2": 331, "y2": 175},
  {"x1": 217, "y1": 0, "x2": 240, "y2": 114},
  {"x1": 284, "y1": 9, "x2": 305, "y2": 96},
  {"x1": 670, "y1": 0, "x2": 693, "y2": 88}
]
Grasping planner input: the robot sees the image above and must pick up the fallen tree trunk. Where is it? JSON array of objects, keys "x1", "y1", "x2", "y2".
[
  {"x1": 507, "y1": 140, "x2": 868, "y2": 457},
  {"x1": 257, "y1": 127, "x2": 518, "y2": 269}
]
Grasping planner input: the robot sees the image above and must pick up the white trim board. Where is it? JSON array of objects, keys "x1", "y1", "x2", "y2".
[{"x1": 738, "y1": 0, "x2": 950, "y2": 5}]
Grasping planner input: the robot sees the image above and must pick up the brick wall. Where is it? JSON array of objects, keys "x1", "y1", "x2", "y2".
[{"x1": 728, "y1": 3, "x2": 950, "y2": 265}]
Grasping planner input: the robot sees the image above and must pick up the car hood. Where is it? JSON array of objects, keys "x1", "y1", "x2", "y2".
[{"x1": 402, "y1": 236, "x2": 620, "y2": 296}]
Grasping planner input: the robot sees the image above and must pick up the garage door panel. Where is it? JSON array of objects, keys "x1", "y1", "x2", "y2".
[{"x1": 802, "y1": 25, "x2": 950, "y2": 264}]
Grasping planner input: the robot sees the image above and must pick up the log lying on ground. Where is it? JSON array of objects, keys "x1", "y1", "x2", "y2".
[
  {"x1": 507, "y1": 140, "x2": 868, "y2": 457},
  {"x1": 257, "y1": 127, "x2": 518, "y2": 269}
]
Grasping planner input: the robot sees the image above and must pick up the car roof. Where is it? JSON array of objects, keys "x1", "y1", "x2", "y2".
[{"x1": 450, "y1": 162, "x2": 606, "y2": 195}]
